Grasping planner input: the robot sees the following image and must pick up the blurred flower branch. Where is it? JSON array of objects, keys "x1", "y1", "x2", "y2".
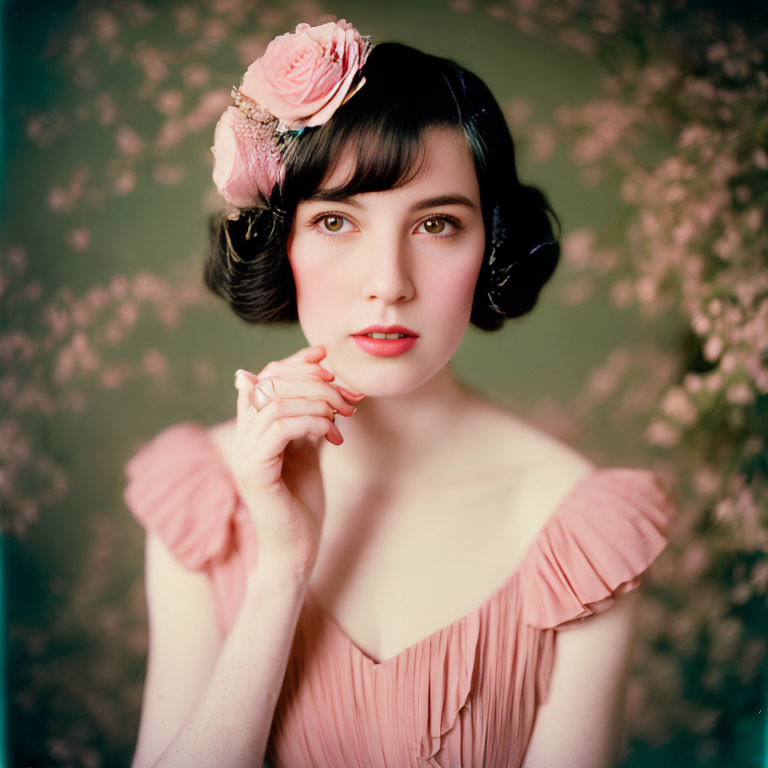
[{"x1": 484, "y1": 0, "x2": 768, "y2": 761}]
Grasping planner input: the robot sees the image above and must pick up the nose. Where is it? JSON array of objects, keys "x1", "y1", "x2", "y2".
[{"x1": 359, "y1": 231, "x2": 415, "y2": 305}]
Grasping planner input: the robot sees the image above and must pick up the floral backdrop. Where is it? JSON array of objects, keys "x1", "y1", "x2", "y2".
[{"x1": 2, "y1": 0, "x2": 766, "y2": 766}]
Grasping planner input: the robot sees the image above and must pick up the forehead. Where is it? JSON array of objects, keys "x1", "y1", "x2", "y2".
[{"x1": 319, "y1": 126, "x2": 479, "y2": 199}]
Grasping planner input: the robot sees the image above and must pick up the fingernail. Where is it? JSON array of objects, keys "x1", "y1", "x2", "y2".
[{"x1": 234, "y1": 369, "x2": 245, "y2": 386}]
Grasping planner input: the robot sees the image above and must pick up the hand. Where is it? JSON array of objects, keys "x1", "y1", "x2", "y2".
[{"x1": 231, "y1": 345, "x2": 365, "y2": 582}]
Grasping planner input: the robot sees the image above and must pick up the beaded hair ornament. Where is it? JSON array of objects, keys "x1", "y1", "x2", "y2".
[{"x1": 211, "y1": 19, "x2": 372, "y2": 219}]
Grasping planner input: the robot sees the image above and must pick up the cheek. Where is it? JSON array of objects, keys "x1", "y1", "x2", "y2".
[
  {"x1": 288, "y1": 251, "x2": 347, "y2": 334},
  {"x1": 425, "y1": 251, "x2": 484, "y2": 320}
]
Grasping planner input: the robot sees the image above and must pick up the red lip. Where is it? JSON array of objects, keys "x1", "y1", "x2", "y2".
[{"x1": 352, "y1": 324, "x2": 419, "y2": 337}]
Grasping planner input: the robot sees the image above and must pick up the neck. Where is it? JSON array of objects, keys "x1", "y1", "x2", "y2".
[{"x1": 326, "y1": 362, "x2": 478, "y2": 472}]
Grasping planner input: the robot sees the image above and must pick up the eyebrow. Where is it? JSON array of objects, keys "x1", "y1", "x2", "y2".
[{"x1": 302, "y1": 191, "x2": 477, "y2": 212}]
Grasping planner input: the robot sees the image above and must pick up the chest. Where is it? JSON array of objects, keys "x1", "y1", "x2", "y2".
[{"x1": 307, "y1": 466, "x2": 541, "y2": 665}]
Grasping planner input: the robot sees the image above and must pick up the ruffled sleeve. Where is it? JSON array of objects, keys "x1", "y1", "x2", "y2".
[
  {"x1": 521, "y1": 468, "x2": 674, "y2": 631},
  {"x1": 123, "y1": 421, "x2": 239, "y2": 571}
]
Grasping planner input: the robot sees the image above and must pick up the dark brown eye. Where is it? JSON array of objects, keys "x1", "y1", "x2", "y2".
[
  {"x1": 422, "y1": 218, "x2": 445, "y2": 234},
  {"x1": 323, "y1": 215, "x2": 344, "y2": 232}
]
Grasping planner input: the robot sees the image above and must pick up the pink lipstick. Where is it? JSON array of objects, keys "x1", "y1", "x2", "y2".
[{"x1": 351, "y1": 324, "x2": 419, "y2": 358}]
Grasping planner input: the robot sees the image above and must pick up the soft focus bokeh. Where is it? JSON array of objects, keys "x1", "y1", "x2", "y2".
[{"x1": 2, "y1": 0, "x2": 767, "y2": 765}]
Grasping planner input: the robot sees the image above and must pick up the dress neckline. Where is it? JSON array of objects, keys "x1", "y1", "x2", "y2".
[
  {"x1": 304, "y1": 468, "x2": 605, "y2": 669},
  {"x1": 194, "y1": 421, "x2": 610, "y2": 670}
]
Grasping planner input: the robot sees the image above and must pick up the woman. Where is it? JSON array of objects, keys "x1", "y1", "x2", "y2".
[{"x1": 124, "y1": 19, "x2": 674, "y2": 768}]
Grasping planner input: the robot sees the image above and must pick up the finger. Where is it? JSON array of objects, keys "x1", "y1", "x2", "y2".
[
  {"x1": 255, "y1": 396, "x2": 337, "y2": 426},
  {"x1": 259, "y1": 360, "x2": 335, "y2": 382},
  {"x1": 303, "y1": 345, "x2": 326, "y2": 363},
  {"x1": 260, "y1": 380, "x2": 359, "y2": 416},
  {"x1": 234, "y1": 375, "x2": 255, "y2": 440},
  {"x1": 259, "y1": 345, "x2": 325, "y2": 376},
  {"x1": 235, "y1": 368, "x2": 256, "y2": 388},
  {"x1": 259, "y1": 414, "x2": 342, "y2": 457},
  {"x1": 336, "y1": 386, "x2": 366, "y2": 401}
]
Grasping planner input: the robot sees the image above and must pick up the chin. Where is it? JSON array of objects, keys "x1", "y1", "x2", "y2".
[{"x1": 328, "y1": 352, "x2": 448, "y2": 398}]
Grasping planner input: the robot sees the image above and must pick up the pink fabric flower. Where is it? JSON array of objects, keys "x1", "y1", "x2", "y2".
[
  {"x1": 211, "y1": 105, "x2": 284, "y2": 207},
  {"x1": 210, "y1": 19, "x2": 369, "y2": 210},
  {"x1": 240, "y1": 20, "x2": 369, "y2": 130}
]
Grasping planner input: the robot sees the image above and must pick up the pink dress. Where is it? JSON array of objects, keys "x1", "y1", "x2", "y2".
[{"x1": 124, "y1": 422, "x2": 674, "y2": 768}]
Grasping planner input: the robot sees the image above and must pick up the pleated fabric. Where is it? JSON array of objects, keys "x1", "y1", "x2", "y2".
[{"x1": 124, "y1": 422, "x2": 675, "y2": 768}]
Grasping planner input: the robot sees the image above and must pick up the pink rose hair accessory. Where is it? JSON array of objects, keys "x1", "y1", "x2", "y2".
[{"x1": 211, "y1": 19, "x2": 372, "y2": 217}]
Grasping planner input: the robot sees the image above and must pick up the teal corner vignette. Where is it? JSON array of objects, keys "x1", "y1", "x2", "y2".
[{"x1": 0, "y1": 532, "x2": 7, "y2": 768}]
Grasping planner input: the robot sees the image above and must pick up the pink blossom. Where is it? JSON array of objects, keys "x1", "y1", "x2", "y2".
[
  {"x1": 692, "y1": 467, "x2": 720, "y2": 496},
  {"x1": 154, "y1": 89, "x2": 183, "y2": 115},
  {"x1": 745, "y1": 207, "x2": 762, "y2": 231},
  {"x1": 156, "y1": 119, "x2": 187, "y2": 150},
  {"x1": 691, "y1": 313, "x2": 710, "y2": 335},
  {"x1": 153, "y1": 163, "x2": 186, "y2": 185},
  {"x1": 96, "y1": 93, "x2": 118, "y2": 125},
  {"x1": 504, "y1": 98, "x2": 533, "y2": 126},
  {"x1": 561, "y1": 276, "x2": 594, "y2": 304},
  {"x1": 181, "y1": 63, "x2": 211, "y2": 89},
  {"x1": 529, "y1": 124, "x2": 556, "y2": 161},
  {"x1": 186, "y1": 90, "x2": 230, "y2": 132},
  {"x1": 201, "y1": 18, "x2": 228, "y2": 43},
  {"x1": 726, "y1": 381, "x2": 753, "y2": 405},
  {"x1": 646, "y1": 419, "x2": 680, "y2": 447},
  {"x1": 91, "y1": 10, "x2": 120, "y2": 41},
  {"x1": 707, "y1": 42, "x2": 728, "y2": 62},
  {"x1": 115, "y1": 125, "x2": 144, "y2": 157},
  {"x1": 100, "y1": 366, "x2": 126, "y2": 389},
  {"x1": 672, "y1": 219, "x2": 696, "y2": 245},
  {"x1": 71, "y1": 301, "x2": 93, "y2": 327},
  {"x1": 561, "y1": 228, "x2": 595, "y2": 269},
  {"x1": 143, "y1": 349, "x2": 167, "y2": 375},
  {"x1": 103, "y1": 322, "x2": 126, "y2": 343},
  {"x1": 661, "y1": 387, "x2": 697, "y2": 425},
  {"x1": 704, "y1": 371, "x2": 723, "y2": 391},
  {"x1": 109, "y1": 275, "x2": 129, "y2": 299},
  {"x1": 720, "y1": 350, "x2": 739, "y2": 373},
  {"x1": 134, "y1": 44, "x2": 167, "y2": 82},
  {"x1": 23, "y1": 282, "x2": 43, "y2": 301},
  {"x1": 132, "y1": 273, "x2": 166, "y2": 301},
  {"x1": 240, "y1": 20, "x2": 370, "y2": 130},
  {"x1": 48, "y1": 187, "x2": 74, "y2": 213},
  {"x1": 683, "y1": 373, "x2": 704, "y2": 393},
  {"x1": 211, "y1": 106, "x2": 283, "y2": 206},
  {"x1": 15, "y1": 385, "x2": 54, "y2": 415},
  {"x1": 7, "y1": 246, "x2": 27, "y2": 271},
  {"x1": 86, "y1": 287, "x2": 110, "y2": 311},
  {"x1": 753, "y1": 147, "x2": 768, "y2": 170},
  {"x1": 72, "y1": 331, "x2": 99, "y2": 372},
  {"x1": 609, "y1": 278, "x2": 634, "y2": 310},
  {"x1": 117, "y1": 300, "x2": 139, "y2": 325},
  {"x1": 112, "y1": 168, "x2": 137, "y2": 195},
  {"x1": 174, "y1": 6, "x2": 199, "y2": 35},
  {"x1": 703, "y1": 335, "x2": 723, "y2": 362}
]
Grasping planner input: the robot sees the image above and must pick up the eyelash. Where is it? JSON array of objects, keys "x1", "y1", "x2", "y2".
[{"x1": 308, "y1": 213, "x2": 464, "y2": 239}]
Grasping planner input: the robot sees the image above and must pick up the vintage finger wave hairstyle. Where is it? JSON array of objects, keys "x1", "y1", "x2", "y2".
[{"x1": 205, "y1": 42, "x2": 561, "y2": 332}]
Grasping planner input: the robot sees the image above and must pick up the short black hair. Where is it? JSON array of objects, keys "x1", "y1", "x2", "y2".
[{"x1": 205, "y1": 41, "x2": 560, "y2": 331}]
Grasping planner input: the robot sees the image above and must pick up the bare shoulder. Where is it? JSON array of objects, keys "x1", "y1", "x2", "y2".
[{"x1": 465, "y1": 397, "x2": 597, "y2": 541}]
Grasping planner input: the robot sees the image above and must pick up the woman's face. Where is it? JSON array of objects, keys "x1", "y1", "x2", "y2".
[{"x1": 286, "y1": 126, "x2": 485, "y2": 396}]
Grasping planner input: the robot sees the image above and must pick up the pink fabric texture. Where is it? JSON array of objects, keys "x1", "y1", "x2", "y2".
[{"x1": 124, "y1": 421, "x2": 675, "y2": 768}]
